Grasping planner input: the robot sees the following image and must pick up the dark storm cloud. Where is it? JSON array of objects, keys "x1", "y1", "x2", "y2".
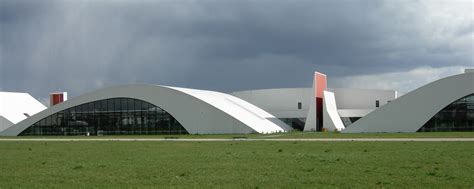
[{"x1": 0, "y1": 0, "x2": 472, "y2": 101}]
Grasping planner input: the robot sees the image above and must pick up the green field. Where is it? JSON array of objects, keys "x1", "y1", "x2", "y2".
[
  {"x1": 0, "y1": 141, "x2": 473, "y2": 188},
  {"x1": 2, "y1": 131, "x2": 474, "y2": 139},
  {"x1": 254, "y1": 131, "x2": 474, "y2": 139}
]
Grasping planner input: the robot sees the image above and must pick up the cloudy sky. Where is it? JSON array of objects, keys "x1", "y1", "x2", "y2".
[{"x1": 1, "y1": 0, "x2": 472, "y2": 103}]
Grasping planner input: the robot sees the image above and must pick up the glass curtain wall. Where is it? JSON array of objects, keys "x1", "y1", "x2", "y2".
[
  {"x1": 279, "y1": 118, "x2": 306, "y2": 131},
  {"x1": 20, "y1": 98, "x2": 188, "y2": 136},
  {"x1": 418, "y1": 94, "x2": 474, "y2": 132}
]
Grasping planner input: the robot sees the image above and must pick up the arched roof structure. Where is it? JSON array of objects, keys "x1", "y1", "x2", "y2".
[
  {"x1": 343, "y1": 72, "x2": 474, "y2": 133},
  {"x1": 0, "y1": 84, "x2": 291, "y2": 136}
]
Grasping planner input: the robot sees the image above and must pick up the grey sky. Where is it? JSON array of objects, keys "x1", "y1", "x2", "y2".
[{"x1": 0, "y1": 0, "x2": 472, "y2": 103}]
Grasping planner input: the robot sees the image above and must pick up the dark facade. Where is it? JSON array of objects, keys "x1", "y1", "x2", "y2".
[
  {"x1": 20, "y1": 98, "x2": 188, "y2": 136},
  {"x1": 279, "y1": 118, "x2": 306, "y2": 131},
  {"x1": 419, "y1": 94, "x2": 474, "y2": 132}
]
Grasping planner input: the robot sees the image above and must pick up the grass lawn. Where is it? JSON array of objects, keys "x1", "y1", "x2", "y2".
[
  {"x1": 267, "y1": 131, "x2": 474, "y2": 139},
  {"x1": 0, "y1": 141, "x2": 472, "y2": 188},
  {"x1": 1, "y1": 131, "x2": 474, "y2": 139}
]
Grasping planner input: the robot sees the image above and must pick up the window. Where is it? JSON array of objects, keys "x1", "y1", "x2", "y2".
[
  {"x1": 19, "y1": 98, "x2": 188, "y2": 136},
  {"x1": 298, "y1": 102, "x2": 302, "y2": 109},
  {"x1": 376, "y1": 100, "x2": 380, "y2": 108},
  {"x1": 278, "y1": 118, "x2": 306, "y2": 131},
  {"x1": 419, "y1": 93, "x2": 474, "y2": 132}
]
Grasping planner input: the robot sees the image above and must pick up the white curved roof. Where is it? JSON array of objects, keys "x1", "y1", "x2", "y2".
[
  {"x1": 343, "y1": 72, "x2": 474, "y2": 133},
  {"x1": 170, "y1": 86, "x2": 291, "y2": 133},
  {"x1": 0, "y1": 85, "x2": 290, "y2": 136},
  {"x1": 0, "y1": 92, "x2": 46, "y2": 132}
]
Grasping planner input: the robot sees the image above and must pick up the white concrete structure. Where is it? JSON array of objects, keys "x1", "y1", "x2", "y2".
[
  {"x1": 232, "y1": 87, "x2": 397, "y2": 131},
  {"x1": 304, "y1": 92, "x2": 317, "y2": 132},
  {"x1": 343, "y1": 72, "x2": 474, "y2": 133},
  {"x1": 322, "y1": 91, "x2": 345, "y2": 131},
  {"x1": 330, "y1": 88, "x2": 397, "y2": 126},
  {"x1": 0, "y1": 92, "x2": 46, "y2": 132},
  {"x1": 330, "y1": 88, "x2": 396, "y2": 118},
  {"x1": 232, "y1": 69, "x2": 472, "y2": 133},
  {"x1": 0, "y1": 85, "x2": 290, "y2": 136},
  {"x1": 2, "y1": 70, "x2": 471, "y2": 135},
  {"x1": 232, "y1": 88, "x2": 395, "y2": 119},
  {"x1": 231, "y1": 88, "x2": 311, "y2": 119}
]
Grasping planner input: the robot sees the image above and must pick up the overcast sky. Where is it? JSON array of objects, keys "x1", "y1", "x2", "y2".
[{"x1": 1, "y1": 0, "x2": 473, "y2": 103}]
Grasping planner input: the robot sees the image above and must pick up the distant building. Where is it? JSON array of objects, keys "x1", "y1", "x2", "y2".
[
  {"x1": 232, "y1": 86, "x2": 397, "y2": 131},
  {"x1": 0, "y1": 70, "x2": 472, "y2": 136}
]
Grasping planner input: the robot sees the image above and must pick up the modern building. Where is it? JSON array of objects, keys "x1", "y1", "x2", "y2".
[
  {"x1": 234, "y1": 70, "x2": 473, "y2": 133},
  {"x1": 232, "y1": 72, "x2": 398, "y2": 132},
  {"x1": 0, "y1": 85, "x2": 290, "y2": 136},
  {"x1": 232, "y1": 86, "x2": 397, "y2": 131},
  {"x1": 0, "y1": 69, "x2": 472, "y2": 136},
  {"x1": 343, "y1": 70, "x2": 474, "y2": 133}
]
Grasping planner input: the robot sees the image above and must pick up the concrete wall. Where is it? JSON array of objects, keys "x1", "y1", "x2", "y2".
[
  {"x1": 0, "y1": 116, "x2": 13, "y2": 133},
  {"x1": 232, "y1": 88, "x2": 311, "y2": 118},
  {"x1": 328, "y1": 88, "x2": 397, "y2": 109},
  {"x1": 232, "y1": 88, "x2": 397, "y2": 119}
]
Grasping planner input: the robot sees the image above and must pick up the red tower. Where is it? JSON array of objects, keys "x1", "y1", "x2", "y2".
[{"x1": 313, "y1": 72, "x2": 327, "y2": 131}]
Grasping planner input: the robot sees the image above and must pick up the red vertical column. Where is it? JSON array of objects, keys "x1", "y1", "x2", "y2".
[
  {"x1": 50, "y1": 92, "x2": 66, "y2": 106},
  {"x1": 314, "y1": 72, "x2": 327, "y2": 131}
]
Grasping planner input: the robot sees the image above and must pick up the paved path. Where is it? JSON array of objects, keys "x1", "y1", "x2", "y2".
[{"x1": 0, "y1": 138, "x2": 473, "y2": 142}]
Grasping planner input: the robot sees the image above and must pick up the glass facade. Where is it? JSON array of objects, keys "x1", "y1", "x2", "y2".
[
  {"x1": 279, "y1": 118, "x2": 306, "y2": 131},
  {"x1": 341, "y1": 117, "x2": 361, "y2": 127},
  {"x1": 418, "y1": 94, "x2": 474, "y2": 132},
  {"x1": 20, "y1": 98, "x2": 188, "y2": 136}
]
